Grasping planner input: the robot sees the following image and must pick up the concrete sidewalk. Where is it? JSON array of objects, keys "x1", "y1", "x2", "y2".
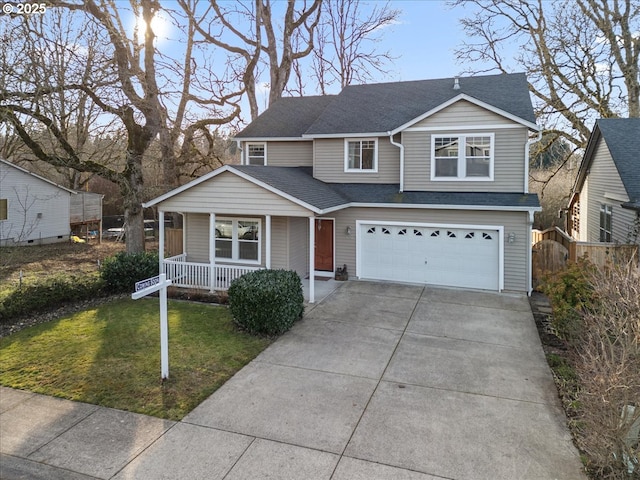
[{"x1": 1, "y1": 282, "x2": 586, "y2": 479}]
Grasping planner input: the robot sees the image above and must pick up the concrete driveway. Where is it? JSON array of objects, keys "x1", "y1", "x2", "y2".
[{"x1": 1, "y1": 281, "x2": 586, "y2": 479}]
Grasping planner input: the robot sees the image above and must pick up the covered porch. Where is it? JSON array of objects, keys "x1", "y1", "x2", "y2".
[
  {"x1": 156, "y1": 212, "x2": 324, "y2": 303},
  {"x1": 143, "y1": 165, "x2": 347, "y2": 303}
]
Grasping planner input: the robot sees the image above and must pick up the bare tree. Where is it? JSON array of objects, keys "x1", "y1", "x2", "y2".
[
  {"x1": 453, "y1": 0, "x2": 639, "y2": 148},
  {"x1": 311, "y1": 0, "x2": 400, "y2": 94},
  {"x1": 1, "y1": 0, "x2": 169, "y2": 253},
  {"x1": 179, "y1": 0, "x2": 322, "y2": 120}
]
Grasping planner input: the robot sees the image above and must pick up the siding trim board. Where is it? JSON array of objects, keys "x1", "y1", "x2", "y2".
[
  {"x1": 405, "y1": 124, "x2": 525, "y2": 132},
  {"x1": 322, "y1": 203, "x2": 540, "y2": 215}
]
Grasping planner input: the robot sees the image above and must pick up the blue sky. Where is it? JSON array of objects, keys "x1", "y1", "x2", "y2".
[{"x1": 379, "y1": 0, "x2": 474, "y2": 81}]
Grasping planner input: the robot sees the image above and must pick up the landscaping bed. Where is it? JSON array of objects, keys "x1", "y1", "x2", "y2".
[{"x1": 534, "y1": 262, "x2": 639, "y2": 479}]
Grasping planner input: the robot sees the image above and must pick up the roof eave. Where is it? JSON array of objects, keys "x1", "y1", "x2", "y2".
[
  {"x1": 0, "y1": 158, "x2": 77, "y2": 194},
  {"x1": 318, "y1": 201, "x2": 541, "y2": 215},
  {"x1": 302, "y1": 132, "x2": 389, "y2": 139},
  {"x1": 621, "y1": 201, "x2": 640, "y2": 212},
  {"x1": 233, "y1": 136, "x2": 309, "y2": 142}
]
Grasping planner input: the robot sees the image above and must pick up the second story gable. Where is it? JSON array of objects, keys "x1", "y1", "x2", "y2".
[{"x1": 234, "y1": 73, "x2": 540, "y2": 193}]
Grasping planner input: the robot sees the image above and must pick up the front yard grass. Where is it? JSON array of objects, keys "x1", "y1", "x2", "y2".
[{"x1": 0, "y1": 298, "x2": 271, "y2": 420}]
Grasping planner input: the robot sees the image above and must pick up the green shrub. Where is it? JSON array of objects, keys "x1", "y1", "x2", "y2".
[
  {"x1": 100, "y1": 251, "x2": 159, "y2": 294},
  {"x1": 539, "y1": 258, "x2": 596, "y2": 343},
  {"x1": 0, "y1": 274, "x2": 104, "y2": 323},
  {"x1": 228, "y1": 269, "x2": 304, "y2": 336}
]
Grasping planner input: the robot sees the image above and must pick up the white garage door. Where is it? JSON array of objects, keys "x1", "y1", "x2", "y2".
[{"x1": 359, "y1": 223, "x2": 501, "y2": 290}]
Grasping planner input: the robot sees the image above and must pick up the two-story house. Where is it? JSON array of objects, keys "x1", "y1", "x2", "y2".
[{"x1": 144, "y1": 73, "x2": 541, "y2": 300}]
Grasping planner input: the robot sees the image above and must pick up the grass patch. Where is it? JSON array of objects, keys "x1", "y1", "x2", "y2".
[{"x1": 0, "y1": 298, "x2": 271, "y2": 420}]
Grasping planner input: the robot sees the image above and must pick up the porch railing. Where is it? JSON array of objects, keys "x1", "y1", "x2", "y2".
[{"x1": 163, "y1": 254, "x2": 261, "y2": 291}]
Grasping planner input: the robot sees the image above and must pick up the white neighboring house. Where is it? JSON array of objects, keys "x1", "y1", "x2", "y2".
[{"x1": 0, "y1": 158, "x2": 75, "y2": 246}]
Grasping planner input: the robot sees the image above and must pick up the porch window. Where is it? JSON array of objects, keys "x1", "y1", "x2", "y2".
[
  {"x1": 246, "y1": 143, "x2": 266, "y2": 165},
  {"x1": 432, "y1": 134, "x2": 493, "y2": 180},
  {"x1": 599, "y1": 204, "x2": 612, "y2": 242},
  {"x1": 345, "y1": 139, "x2": 377, "y2": 172},
  {"x1": 215, "y1": 218, "x2": 260, "y2": 263}
]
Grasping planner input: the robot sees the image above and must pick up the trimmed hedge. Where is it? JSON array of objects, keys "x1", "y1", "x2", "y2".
[
  {"x1": 0, "y1": 275, "x2": 104, "y2": 323},
  {"x1": 100, "y1": 251, "x2": 159, "y2": 293},
  {"x1": 228, "y1": 269, "x2": 304, "y2": 336}
]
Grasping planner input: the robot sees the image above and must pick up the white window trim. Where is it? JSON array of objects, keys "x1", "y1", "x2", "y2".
[
  {"x1": 245, "y1": 142, "x2": 267, "y2": 166},
  {"x1": 599, "y1": 204, "x2": 613, "y2": 242},
  {"x1": 344, "y1": 138, "x2": 378, "y2": 173},
  {"x1": 215, "y1": 217, "x2": 261, "y2": 265},
  {"x1": 430, "y1": 133, "x2": 495, "y2": 181}
]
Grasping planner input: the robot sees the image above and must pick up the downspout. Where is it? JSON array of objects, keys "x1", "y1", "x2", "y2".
[
  {"x1": 524, "y1": 130, "x2": 542, "y2": 193},
  {"x1": 525, "y1": 130, "x2": 542, "y2": 295},
  {"x1": 527, "y1": 210, "x2": 535, "y2": 296},
  {"x1": 236, "y1": 140, "x2": 244, "y2": 165},
  {"x1": 388, "y1": 132, "x2": 404, "y2": 193}
]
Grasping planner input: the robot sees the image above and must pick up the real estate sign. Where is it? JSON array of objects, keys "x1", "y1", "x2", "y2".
[{"x1": 131, "y1": 273, "x2": 172, "y2": 380}]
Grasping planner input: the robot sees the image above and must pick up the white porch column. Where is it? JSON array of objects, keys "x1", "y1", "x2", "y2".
[
  {"x1": 159, "y1": 211, "x2": 165, "y2": 276},
  {"x1": 309, "y1": 216, "x2": 315, "y2": 303},
  {"x1": 265, "y1": 215, "x2": 271, "y2": 269},
  {"x1": 209, "y1": 213, "x2": 216, "y2": 292}
]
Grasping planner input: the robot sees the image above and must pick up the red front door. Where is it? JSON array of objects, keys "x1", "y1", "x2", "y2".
[{"x1": 314, "y1": 219, "x2": 334, "y2": 272}]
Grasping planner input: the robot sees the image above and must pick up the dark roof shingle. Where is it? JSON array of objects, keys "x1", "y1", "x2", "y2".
[
  {"x1": 235, "y1": 96, "x2": 335, "y2": 138},
  {"x1": 597, "y1": 118, "x2": 640, "y2": 209},
  {"x1": 235, "y1": 73, "x2": 536, "y2": 139},
  {"x1": 232, "y1": 166, "x2": 540, "y2": 211},
  {"x1": 306, "y1": 73, "x2": 536, "y2": 135}
]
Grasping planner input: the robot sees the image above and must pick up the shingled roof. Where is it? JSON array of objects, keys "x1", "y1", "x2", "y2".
[
  {"x1": 574, "y1": 118, "x2": 640, "y2": 211},
  {"x1": 597, "y1": 118, "x2": 640, "y2": 210},
  {"x1": 233, "y1": 166, "x2": 540, "y2": 211},
  {"x1": 235, "y1": 96, "x2": 335, "y2": 139},
  {"x1": 235, "y1": 73, "x2": 537, "y2": 139}
]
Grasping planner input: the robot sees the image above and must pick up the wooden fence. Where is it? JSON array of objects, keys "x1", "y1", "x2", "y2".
[
  {"x1": 532, "y1": 227, "x2": 638, "y2": 287},
  {"x1": 165, "y1": 228, "x2": 183, "y2": 258}
]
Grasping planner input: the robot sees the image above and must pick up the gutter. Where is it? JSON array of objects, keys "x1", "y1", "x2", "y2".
[
  {"x1": 388, "y1": 132, "x2": 405, "y2": 192},
  {"x1": 524, "y1": 130, "x2": 542, "y2": 193}
]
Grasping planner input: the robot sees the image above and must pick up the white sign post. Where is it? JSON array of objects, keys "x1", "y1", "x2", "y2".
[{"x1": 131, "y1": 273, "x2": 172, "y2": 380}]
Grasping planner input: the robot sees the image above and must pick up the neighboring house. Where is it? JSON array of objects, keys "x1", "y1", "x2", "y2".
[
  {"x1": 0, "y1": 158, "x2": 75, "y2": 246},
  {"x1": 568, "y1": 118, "x2": 640, "y2": 245},
  {"x1": 145, "y1": 73, "x2": 542, "y2": 300},
  {"x1": 0, "y1": 159, "x2": 103, "y2": 246}
]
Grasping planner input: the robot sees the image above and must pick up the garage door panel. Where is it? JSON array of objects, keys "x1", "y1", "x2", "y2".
[{"x1": 359, "y1": 223, "x2": 500, "y2": 291}]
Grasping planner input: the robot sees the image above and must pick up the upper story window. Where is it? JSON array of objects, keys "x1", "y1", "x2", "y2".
[
  {"x1": 599, "y1": 204, "x2": 612, "y2": 242},
  {"x1": 431, "y1": 133, "x2": 494, "y2": 181},
  {"x1": 246, "y1": 143, "x2": 266, "y2": 165},
  {"x1": 345, "y1": 139, "x2": 377, "y2": 172}
]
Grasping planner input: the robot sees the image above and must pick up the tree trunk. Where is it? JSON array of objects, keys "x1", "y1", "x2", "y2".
[{"x1": 122, "y1": 151, "x2": 146, "y2": 253}]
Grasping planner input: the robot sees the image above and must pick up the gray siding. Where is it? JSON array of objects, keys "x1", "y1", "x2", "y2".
[
  {"x1": 289, "y1": 216, "x2": 309, "y2": 278},
  {"x1": 271, "y1": 216, "x2": 289, "y2": 269},
  {"x1": 402, "y1": 113, "x2": 528, "y2": 192},
  {"x1": 584, "y1": 137, "x2": 638, "y2": 244},
  {"x1": 264, "y1": 141, "x2": 313, "y2": 167},
  {"x1": 185, "y1": 213, "x2": 210, "y2": 262},
  {"x1": 332, "y1": 207, "x2": 530, "y2": 292},
  {"x1": 159, "y1": 171, "x2": 313, "y2": 217},
  {"x1": 313, "y1": 137, "x2": 400, "y2": 183},
  {"x1": 0, "y1": 162, "x2": 71, "y2": 245},
  {"x1": 412, "y1": 100, "x2": 515, "y2": 128}
]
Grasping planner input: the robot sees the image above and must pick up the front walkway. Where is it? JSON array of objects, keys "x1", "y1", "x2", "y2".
[{"x1": 1, "y1": 282, "x2": 586, "y2": 479}]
